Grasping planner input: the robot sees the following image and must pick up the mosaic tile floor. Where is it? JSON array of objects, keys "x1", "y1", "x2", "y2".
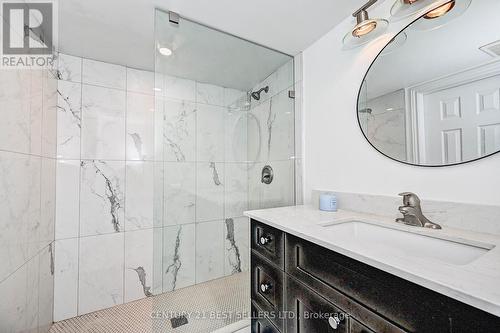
[{"x1": 49, "y1": 272, "x2": 250, "y2": 333}]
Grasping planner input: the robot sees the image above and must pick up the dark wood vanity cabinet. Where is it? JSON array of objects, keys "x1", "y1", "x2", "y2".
[{"x1": 250, "y1": 219, "x2": 500, "y2": 333}]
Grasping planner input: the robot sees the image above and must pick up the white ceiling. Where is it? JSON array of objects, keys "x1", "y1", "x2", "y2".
[{"x1": 58, "y1": 0, "x2": 366, "y2": 72}]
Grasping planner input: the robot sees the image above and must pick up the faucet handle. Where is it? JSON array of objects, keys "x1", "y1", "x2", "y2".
[{"x1": 398, "y1": 192, "x2": 421, "y2": 207}]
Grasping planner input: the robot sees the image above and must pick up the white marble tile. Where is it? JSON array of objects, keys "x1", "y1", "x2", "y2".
[
  {"x1": 124, "y1": 229, "x2": 154, "y2": 302},
  {"x1": 247, "y1": 163, "x2": 262, "y2": 211},
  {"x1": 25, "y1": 253, "x2": 39, "y2": 333},
  {"x1": 250, "y1": 89, "x2": 294, "y2": 162},
  {"x1": 42, "y1": 70, "x2": 58, "y2": 159},
  {"x1": 196, "y1": 82, "x2": 224, "y2": 106},
  {"x1": 0, "y1": 70, "x2": 32, "y2": 154},
  {"x1": 196, "y1": 220, "x2": 224, "y2": 283},
  {"x1": 163, "y1": 99, "x2": 197, "y2": 162},
  {"x1": 153, "y1": 161, "x2": 164, "y2": 229},
  {"x1": 55, "y1": 160, "x2": 80, "y2": 240},
  {"x1": 162, "y1": 224, "x2": 196, "y2": 292},
  {"x1": 196, "y1": 162, "x2": 224, "y2": 223},
  {"x1": 126, "y1": 92, "x2": 155, "y2": 161},
  {"x1": 40, "y1": 158, "x2": 56, "y2": 247},
  {"x1": 164, "y1": 74, "x2": 196, "y2": 101},
  {"x1": 224, "y1": 88, "x2": 246, "y2": 108},
  {"x1": 164, "y1": 162, "x2": 196, "y2": 225},
  {"x1": 125, "y1": 161, "x2": 154, "y2": 231},
  {"x1": 80, "y1": 160, "x2": 125, "y2": 236},
  {"x1": 152, "y1": 228, "x2": 163, "y2": 295},
  {"x1": 225, "y1": 108, "x2": 248, "y2": 162},
  {"x1": 251, "y1": 60, "x2": 294, "y2": 107},
  {"x1": 29, "y1": 70, "x2": 44, "y2": 157},
  {"x1": 81, "y1": 84, "x2": 126, "y2": 160},
  {"x1": 248, "y1": 161, "x2": 295, "y2": 210},
  {"x1": 154, "y1": 96, "x2": 165, "y2": 162},
  {"x1": 53, "y1": 238, "x2": 79, "y2": 321},
  {"x1": 56, "y1": 80, "x2": 81, "y2": 159},
  {"x1": 224, "y1": 217, "x2": 250, "y2": 276},
  {"x1": 0, "y1": 151, "x2": 41, "y2": 281},
  {"x1": 275, "y1": 59, "x2": 294, "y2": 93},
  {"x1": 225, "y1": 163, "x2": 248, "y2": 218},
  {"x1": 259, "y1": 160, "x2": 295, "y2": 209},
  {"x1": 78, "y1": 233, "x2": 124, "y2": 315},
  {"x1": 56, "y1": 53, "x2": 82, "y2": 83},
  {"x1": 126, "y1": 68, "x2": 154, "y2": 95},
  {"x1": 0, "y1": 263, "x2": 28, "y2": 332},
  {"x1": 364, "y1": 90, "x2": 407, "y2": 162},
  {"x1": 196, "y1": 104, "x2": 225, "y2": 162},
  {"x1": 82, "y1": 59, "x2": 126, "y2": 90},
  {"x1": 38, "y1": 244, "x2": 54, "y2": 332}
]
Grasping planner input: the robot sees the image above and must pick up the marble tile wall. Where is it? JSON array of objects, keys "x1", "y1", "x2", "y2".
[
  {"x1": 53, "y1": 54, "x2": 260, "y2": 321},
  {"x1": 155, "y1": 69, "x2": 253, "y2": 295},
  {"x1": 247, "y1": 59, "x2": 297, "y2": 209},
  {"x1": 359, "y1": 89, "x2": 407, "y2": 162},
  {"x1": 0, "y1": 64, "x2": 57, "y2": 333},
  {"x1": 53, "y1": 54, "x2": 159, "y2": 321}
]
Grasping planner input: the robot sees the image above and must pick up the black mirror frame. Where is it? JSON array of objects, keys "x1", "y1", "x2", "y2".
[{"x1": 356, "y1": 13, "x2": 500, "y2": 168}]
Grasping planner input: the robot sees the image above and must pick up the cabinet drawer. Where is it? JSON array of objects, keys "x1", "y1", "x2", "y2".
[
  {"x1": 252, "y1": 302, "x2": 282, "y2": 333},
  {"x1": 350, "y1": 319, "x2": 375, "y2": 333},
  {"x1": 285, "y1": 234, "x2": 411, "y2": 332},
  {"x1": 251, "y1": 253, "x2": 284, "y2": 331},
  {"x1": 251, "y1": 220, "x2": 284, "y2": 269},
  {"x1": 286, "y1": 275, "x2": 348, "y2": 333}
]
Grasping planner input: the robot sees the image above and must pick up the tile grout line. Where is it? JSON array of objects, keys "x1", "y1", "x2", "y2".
[
  {"x1": 76, "y1": 55, "x2": 83, "y2": 317},
  {"x1": 123, "y1": 68, "x2": 128, "y2": 305}
]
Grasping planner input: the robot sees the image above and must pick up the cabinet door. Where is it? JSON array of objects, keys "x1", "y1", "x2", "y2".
[
  {"x1": 252, "y1": 303, "x2": 282, "y2": 333},
  {"x1": 251, "y1": 220, "x2": 285, "y2": 269},
  {"x1": 286, "y1": 275, "x2": 348, "y2": 333},
  {"x1": 251, "y1": 253, "x2": 285, "y2": 331}
]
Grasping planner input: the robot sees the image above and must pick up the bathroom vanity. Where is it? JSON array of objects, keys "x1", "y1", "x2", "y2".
[{"x1": 246, "y1": 206, "x2": 500, "y2": 333}]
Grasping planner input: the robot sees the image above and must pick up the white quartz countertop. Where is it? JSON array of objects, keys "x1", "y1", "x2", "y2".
[{"x1": 244, "y1": 205, "x2": 500, "y2": 317}]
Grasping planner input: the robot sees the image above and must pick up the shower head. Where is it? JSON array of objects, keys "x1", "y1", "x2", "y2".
[
  {"x1": 251, "y1": 86, "x2": 269, "y2": 101},
  {"x1": 359, "y1": 108, "x2": 373, "y2": 114}
]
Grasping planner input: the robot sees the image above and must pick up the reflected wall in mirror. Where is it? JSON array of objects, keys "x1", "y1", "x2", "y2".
[{"x1": 358, "y1": 0, "x2": 500, "y2": 167}]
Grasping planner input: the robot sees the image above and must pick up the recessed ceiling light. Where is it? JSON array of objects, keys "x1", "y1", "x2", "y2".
[{"x1": 159, "y1": 47, "x2": 173, "y2": 56}]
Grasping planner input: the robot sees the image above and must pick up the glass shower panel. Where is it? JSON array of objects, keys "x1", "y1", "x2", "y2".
[{"x1": 152, "y1": 9, "x2": 295, "y2": 332}]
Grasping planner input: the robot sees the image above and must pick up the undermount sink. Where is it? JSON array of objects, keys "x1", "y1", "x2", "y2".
[{"x1": 321, "y1": 221, "x2": 494, "y2": 265}]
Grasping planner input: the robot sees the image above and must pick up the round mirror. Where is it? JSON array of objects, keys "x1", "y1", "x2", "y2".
[{"x1": 358, "y1": 0, "x2": 500, "y2": 167}]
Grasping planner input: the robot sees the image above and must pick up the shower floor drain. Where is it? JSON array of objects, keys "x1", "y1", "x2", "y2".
[{"x1": 171, "y1": 315, "x2": 188, "y2": 329}]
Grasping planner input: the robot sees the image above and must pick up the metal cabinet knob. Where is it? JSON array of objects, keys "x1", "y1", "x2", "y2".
[
  {"x1": 259, "y1": 235, "x2": 272, "y2": 246},
  {"x1": 260, "y1": 282, "x2": 272, "y2": 294},
  {"x1": 328, "y1": 317, "x2": 341, "y2": 330}
]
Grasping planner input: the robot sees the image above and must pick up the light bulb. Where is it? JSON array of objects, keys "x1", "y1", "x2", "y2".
[{"x1": 424, "y1": 1, "x2": 455, "y2": 19}]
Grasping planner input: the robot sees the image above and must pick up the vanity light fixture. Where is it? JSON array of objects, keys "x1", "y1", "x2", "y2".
[
  {"x1": 390, "y1": 0, "x2": 449, "y2": 20},
  {"x1": 409, "y1": 0, "x2": 471, "y2": 31},
  {"x1": 352, "y1": 9, "x2": 378, "y2": 37},
  {"x1": 343, "y1": 0, "x2": 388, "y2": 50},
  {"x1": 351, "y1": 0, "x2": 381, "y2": 38},
  {"x1": 423, "y1": 0, "x2": 455, "y2": 19}
]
